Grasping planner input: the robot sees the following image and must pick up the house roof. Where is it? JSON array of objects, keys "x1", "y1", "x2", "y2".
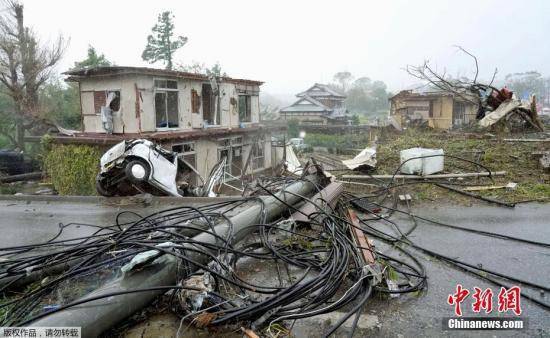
[
  {"x1": 388, "y1": 85, "x2": 486, "y2": 102},
  {"x1": 64, "y1": 66, "x2": 263, "y2": 86},
  {"x1": 297, "y1": 83, "x2": 346, "y2": 98},
  {"x1": 280, "y1": 95, "x2": 331, "y2": 113}
]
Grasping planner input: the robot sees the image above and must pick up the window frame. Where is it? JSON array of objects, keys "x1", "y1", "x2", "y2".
[
  {"x1": 154, "y1": 78, "x2": 180, "y2": 130},
  {"x1": 172, "y1": 142, "x2": 196, "y2": 155},
  {"x1": 252, "y1": 140, "x2": 265, "y2": 170},
  {"x1": 238, "y1": 95, "x2": 252, "y2": 123}
]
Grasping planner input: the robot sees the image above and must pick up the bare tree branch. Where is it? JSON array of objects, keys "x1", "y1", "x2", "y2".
[
  {"x1": 453, "y1": 45, "x2": 478, "y2": 83},
  {"x1": 0, "y1": 0, "x2": 66, "y2": 147}
]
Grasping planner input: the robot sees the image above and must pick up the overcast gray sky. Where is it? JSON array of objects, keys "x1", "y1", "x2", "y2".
[{"x1": 19, "y1": 0, "x2": 550, "y2": 98}]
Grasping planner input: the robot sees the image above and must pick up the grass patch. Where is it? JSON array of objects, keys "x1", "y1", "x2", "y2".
[
  {"x1": 373, "y1": 129, "x2": 549, "y2": 203},
  {"x1": 318, "y1": 128, "x2": 549, "y2": 203},
  {"x1": 304, "y1": 133, "x2": 372, "y2": 153}
]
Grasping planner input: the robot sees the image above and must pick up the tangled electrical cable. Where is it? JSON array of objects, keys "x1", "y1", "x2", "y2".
[
  {"x1": 0, "y1": 175, "x2": 426, "y2": 337},
  {"x1": 338, "y1": 152, "x2": 550, "y2": 312}
]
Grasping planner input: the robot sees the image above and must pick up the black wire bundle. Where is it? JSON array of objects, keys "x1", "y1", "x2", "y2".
[{"x1": 0, "y1": 180, "x2": 427, "y2": 337}]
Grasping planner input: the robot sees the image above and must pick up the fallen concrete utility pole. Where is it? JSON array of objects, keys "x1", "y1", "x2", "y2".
[
  {"x1": 291, "y1": 181, "x2": 343, "y2": 223},
  {"x1": 0, "y1": 171, "x2": 43, "y2": 183},
  {"x1": 29, "y1": 175, "x2": 321, "y2": 337},
  {"x1": 341, "y1": 171, "x2": 506, "y2": 180}
]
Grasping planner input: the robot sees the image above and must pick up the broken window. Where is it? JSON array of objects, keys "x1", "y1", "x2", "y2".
[
  {"x1": 238, "y1": 95, "x2": 252, "y2": 122},
  {"x1": 218, "y1": 148, "x2": 231, "y2": 174},
  {"x1": 252, "y1": 141, "x2": 265, "y2": 170},
  {"x1": 155, "y1": 80, "x2": 179, "y2": 128},
  {"x1": 202, "y1": 84, "x2": 218, "y2": 125},
  {"x1": 173, "y1": 142, "x2": 197, "y2": 185},
  {"x1": 231, "y1": 145, "x2": 243, "y2": 176},
  {"x1": 94, "y1": 90, "x2": 120, "y2": 114},
  {"x1": 191, "y1": 89, "x2": 200, "y2": 114},
  {"x1": 172, "y1": 142, "x2": 195, "y2": 153},
  {"x1": 231, "y1": 137, "x2": 242, "y2": 146},
  {"x1": 217, "y1": 137, "x2": 245, "y2": 177},
  {"x1": 453, "y1": 101, "x2": 466, "y2": 125}
]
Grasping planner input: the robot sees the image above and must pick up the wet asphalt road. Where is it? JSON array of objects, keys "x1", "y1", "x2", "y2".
[
  {"x1": 360, "y1": 202, "x2": 550, "y2": 338},
  {"x1": 0, "y1": 196, "x2": 548, "y2": 337}
]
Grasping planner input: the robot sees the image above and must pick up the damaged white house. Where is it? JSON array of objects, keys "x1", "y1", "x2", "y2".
[{"x1": 47, "y1": 66, "x2": 284, "y2": 182}]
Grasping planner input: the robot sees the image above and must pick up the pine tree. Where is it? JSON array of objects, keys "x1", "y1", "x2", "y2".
[
  {"x1": 142, "y1": 11, "x2": 187, "y2": 70},
  {"x1": 72, "y1": 46, "x2": 112, "y2": 70}
]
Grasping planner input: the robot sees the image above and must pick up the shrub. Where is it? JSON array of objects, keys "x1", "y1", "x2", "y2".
[
  {"x1": 304, "y1": 133, "x2": 371, "y2": 149},
  {"x1": 43, "y1": 143, "x2": 101, "y2": 195}
]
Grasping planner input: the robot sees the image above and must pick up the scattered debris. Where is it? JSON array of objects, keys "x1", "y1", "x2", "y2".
[
  {"x1": 283, "y1": 144, "x2": 303, "y2": 176},
  {"x1": 479, "y1": 99, "x2": 522, "y2": 128},
  {"x1": 342, "y1": 146, "x2": 377, "y2": 170},
  {"x1": 506, "y1": 182, "x2": 518, "y2": 191},
  {"x1": 398, "y1": 194, "x2": 412, "y2": 202},
  {"x1": 120, "y1": 242, "x2": 177, "y2": 274},
  {"x1": 179, "y1": 274, "x2": 214, "y2": 311}
]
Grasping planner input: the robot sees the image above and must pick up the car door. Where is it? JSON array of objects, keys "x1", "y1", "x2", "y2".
[{"x1": 150, "y1": 150, "x2": 179, "y2": 195}]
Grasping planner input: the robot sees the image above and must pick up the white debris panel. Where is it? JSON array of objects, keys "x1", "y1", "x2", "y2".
[
  {"x1": 479, "y1": 99, "x2": 523, "y2": 128},
  {"x1": 400, "y1": 148, "x2": 444, "y2": 175},
  {"x1": 342, "y1": 146, "x2": 377, "y2": 170},
  {"x1": 284, "y1": 145, "x2": 304, "y2": 175}
]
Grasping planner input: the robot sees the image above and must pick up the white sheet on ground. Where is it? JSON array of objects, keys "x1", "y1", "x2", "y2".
[
  {"x1": 342, "y1": 146, "x2": 377, "y2": 170},
  {"x1": 285, "y1": 145, "x2": 303, "y2": 176}
]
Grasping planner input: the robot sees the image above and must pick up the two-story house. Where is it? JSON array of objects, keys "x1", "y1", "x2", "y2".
[
  {"x1": 279, "y1": 83, "x2": 350, "y2": 125},
  {"x1": 52, "y1": 66, "x2": 284, "y2": 181}
]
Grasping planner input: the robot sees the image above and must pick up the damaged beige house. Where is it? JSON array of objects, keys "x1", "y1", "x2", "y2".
[
  {"x1": 389, "y1": 90, "x2": 479, "y2": 129},
  {"x1": 47, "y1": 66, "x2": 284, "y2": 181}
]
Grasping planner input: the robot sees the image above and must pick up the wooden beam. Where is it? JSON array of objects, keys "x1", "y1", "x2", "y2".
[
  {"x1": 346, "y1": 208, "x2": 376, "y2": 265},
  {"x1": 503, "y1": 138, "x2": 550, "y2": 142}
]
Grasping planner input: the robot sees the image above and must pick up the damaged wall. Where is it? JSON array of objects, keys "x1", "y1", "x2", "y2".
[
  {"x1": 78, "y1": 75, "x2": 260, "y2": 134},
  {"x1": 390, "y1": 91, "x2": 478, "y2": 129}
]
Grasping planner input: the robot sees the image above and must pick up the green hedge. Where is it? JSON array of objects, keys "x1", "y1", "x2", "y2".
[
  {"x1": 304, "y1": 133, "x2": 371, "y2": 151},
  {"x1": 43, "y1": 142, "x2": 101, "y2": 195}
]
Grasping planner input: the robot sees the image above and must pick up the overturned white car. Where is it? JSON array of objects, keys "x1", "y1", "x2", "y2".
[{"x1": 96, "y1": 139, "x2": 225, "y2": 197}]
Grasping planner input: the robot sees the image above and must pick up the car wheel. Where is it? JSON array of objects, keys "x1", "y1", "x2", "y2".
[
  {"x1": 96, "y1": 174, "x2": 117, "y2": 197},
  {"x1": 125, "y1": 160, "x2": 150, "y2": 184}
]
